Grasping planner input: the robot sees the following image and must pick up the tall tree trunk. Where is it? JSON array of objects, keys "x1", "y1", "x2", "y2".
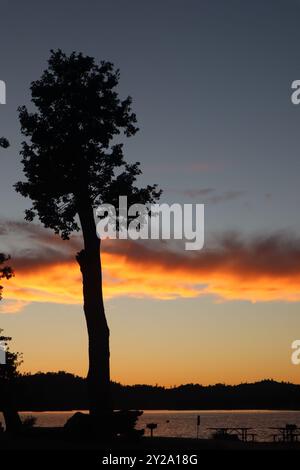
[{"x1": 77, "y1": 204, "x2": 111, "y2": 418}]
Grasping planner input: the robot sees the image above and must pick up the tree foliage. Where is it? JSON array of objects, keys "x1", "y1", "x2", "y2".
[
  {"x1": 15, "y1": 49, "x2": 161, "y2": 239},
  {"x1": 0, "y1": 255, "x2": 19, "y2": 379},
  {"x1": 0, "y1": 256, "x2": 21, "y2": 379},
  {"x1": 0, "y1": 254, "x2": 13, "y2": 301},
  {"x1": 0, "y1": 137, "x2": 9, "y2": 149},
  {"x1": 0, "y1": 329, "x2": 22, "y2": 381}
]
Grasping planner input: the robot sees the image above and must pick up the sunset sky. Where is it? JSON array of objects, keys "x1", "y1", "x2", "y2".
[{"x1": 1, "y1": 0, "x2": 300, "y2": 386}]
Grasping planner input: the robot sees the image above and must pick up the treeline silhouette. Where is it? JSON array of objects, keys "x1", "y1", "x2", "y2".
[{"x1": 12, "y1": 373, "x2": 300, "y2": 411}]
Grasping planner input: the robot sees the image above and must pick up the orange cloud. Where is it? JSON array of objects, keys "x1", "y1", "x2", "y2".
[
  {"x1": 1, "y1": 222, "x2": 300, "y2": 312},
  {"x1": 0, "y1": 299, "x2": 29, "y2": 314}
]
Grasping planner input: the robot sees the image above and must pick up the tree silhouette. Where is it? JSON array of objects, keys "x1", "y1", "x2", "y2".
[
  {"x1": 0, "y1": 253, "x2": 13, "y2": 301},
  {"x1": 0, "y1": 139, "x2": 14, "y2": 300},
  {"x1": 15, "y1": 50, "x2": 161, "y2": 418},
  {"x1": 0, "y1": 195, "x2": 22, "y2": 431},
  {"x1": 0, "y1": 328, "x2": 23, "y2": 432},
  {"x1": 0, "y1": 137, "x2": 9, "y2": 149}
]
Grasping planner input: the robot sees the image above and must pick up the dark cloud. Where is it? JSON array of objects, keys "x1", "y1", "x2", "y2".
[
  {"x1": 205, "y1": 190, "x2": 245, "y2": 204},
  {"x1": 183, "y1": 188, "x2": 215, "y2": 198},
  {"x1": 103, "y1": 232, "x2": 300, "y2": 280},
  {"x1": 182, "y1": 188, "x2": 245, "y2": 204},
  {"x1": 1, "y1": 221, "x2": 300, "y2": 282},
  {"x1": 0, "y1": 221, "x2": 81, "y2": 270}
]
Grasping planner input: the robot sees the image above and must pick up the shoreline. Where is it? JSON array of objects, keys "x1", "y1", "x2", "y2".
[{"x1": 13, "y1": 408, "x2": 300, "y2": 413}]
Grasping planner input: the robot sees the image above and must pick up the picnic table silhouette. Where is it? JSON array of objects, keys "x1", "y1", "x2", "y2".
[
  {"x1": 269, "y1": 424, "x2": 300, "y2": 442},
  {"x1": 208, "y1": 427, "x2": 256, "y2": 442}
]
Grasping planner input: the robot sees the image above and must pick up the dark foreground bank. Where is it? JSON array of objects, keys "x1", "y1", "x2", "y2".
[{"x1": 1, "y1": 429, "x2": 300, "y2": 451}]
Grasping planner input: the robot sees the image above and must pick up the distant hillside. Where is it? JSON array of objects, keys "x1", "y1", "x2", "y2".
[{"x1": 11, "y1": 372, "x2": 300, "y2": 411}]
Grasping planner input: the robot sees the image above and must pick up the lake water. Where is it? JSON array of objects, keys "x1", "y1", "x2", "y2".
[{"x1": 2, "y1": 410, "x2": 300, "y2": 442}]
